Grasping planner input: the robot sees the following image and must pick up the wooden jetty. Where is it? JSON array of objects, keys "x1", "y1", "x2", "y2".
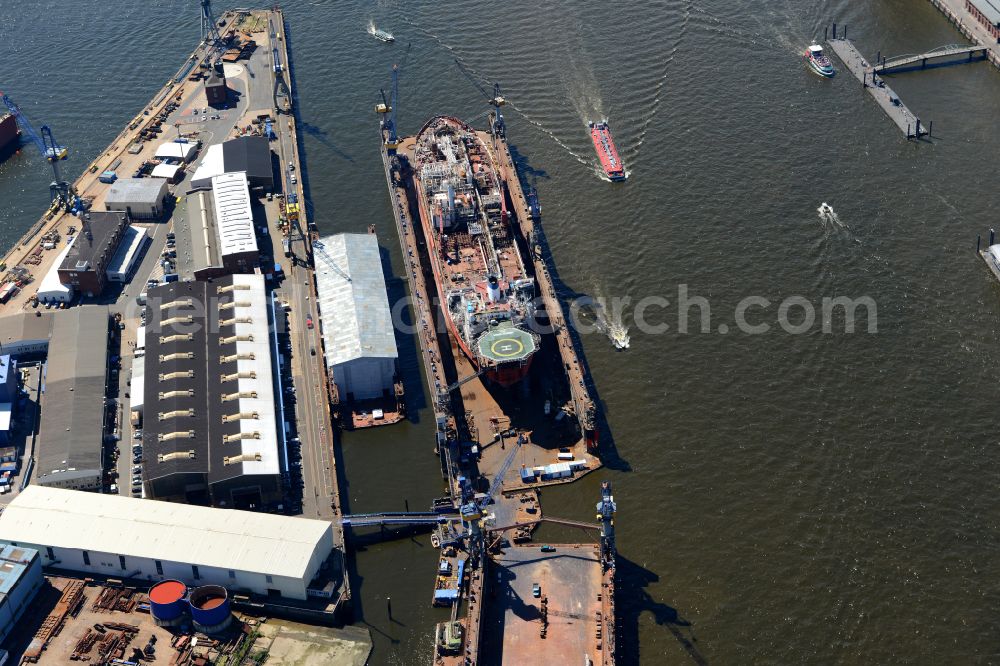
[{"x1": 826, "y1": 36, "x2": 930, "y2": 139}]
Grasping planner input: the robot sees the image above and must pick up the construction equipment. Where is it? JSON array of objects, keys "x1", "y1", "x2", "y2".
[
  {"x1": 596, "y1": 480, "x2": 617, "y2": 570},
  {"x1": 200, "y1": 0, "x2": 223, "y2": 48},
  {"x1": 454, "y1": 59, "x2": 507, "y2": 140},
  {"x1": 0, "y1": 90, "x2": 71, "y2": 206},
  {"x1": 376, "y1": 43, "x2": 411, "y2": 152}
]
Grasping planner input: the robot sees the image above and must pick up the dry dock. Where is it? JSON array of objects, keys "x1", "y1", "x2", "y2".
[{"x1": 481, "y1": 544, "x2": 615, "y2": 666}]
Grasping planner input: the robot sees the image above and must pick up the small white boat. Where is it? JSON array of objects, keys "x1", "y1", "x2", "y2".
[
  {"x1": 608, "y1": 323, "x2": 630, "y2": 350},
  {"x1": 805, "y1": 44, "x2": 835, "y2": 78},
  {"x1": 369, "y1": 23, "x2": 395, "y2": 43}
]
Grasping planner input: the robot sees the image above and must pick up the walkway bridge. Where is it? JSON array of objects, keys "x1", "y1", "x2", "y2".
[{"x1": 874, "y1": 44, "x2": 989, "y2": 73}]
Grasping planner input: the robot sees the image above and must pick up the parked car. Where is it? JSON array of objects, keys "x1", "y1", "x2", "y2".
[
  {"x1": 306, "y1": 315, "x2": 314, "y2": 330},
  {"x1": 532, "y1": 583, "x2": 541, "y2": 598}
]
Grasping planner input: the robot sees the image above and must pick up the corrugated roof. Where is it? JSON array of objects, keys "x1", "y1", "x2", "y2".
[
  {"x1": 105, "y1": 178, "x2": 169, "y2": 206},
  {"x1": 36, "y1": 307, "x2": 108, "y2": 481},
  {"x1": 0, "y1": 311, "x2": 53, "y2": 347},
  {"x1": 211, "y1": 172, "x2": 258, "y2": 257},
  {"x1": 971, "y1": 0, "x2": 1000, "y2": 25},
  {"x1": 0, "y1": 486, "x2": 332, "y2": 580},
  {"x1": 315, "y1": 233, "x2": 398, "y2": 367}
]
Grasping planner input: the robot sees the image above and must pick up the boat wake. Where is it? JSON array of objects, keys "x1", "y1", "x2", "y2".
[
  {"x1": 573, "y1": 295, "x2": 631, "y2": 350},
  {"x1": 817, "y1": 202, "x2": 845, "y2": 229},
  {"x1": 627, "y1": 0, "x2": 693, "y2": 160}
]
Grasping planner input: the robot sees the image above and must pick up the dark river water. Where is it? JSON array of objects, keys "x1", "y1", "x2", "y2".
[{"x1": 3, "y1": 0, "x2": 1000, "y2": 663}]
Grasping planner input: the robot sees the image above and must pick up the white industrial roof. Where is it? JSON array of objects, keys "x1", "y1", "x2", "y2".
[
  {"x1": 0, "y1": 486, "x2": 332, "y2": 580},
  {"x1": 38, "y1": 244, "x2": 73, "y2": 299},
  {"x1": 105, "y1": 225, "x2": 148, "y2": 279},
  {"x1": 154, "y1": 141, "x2": 196, "y2": 162},
  {"x1": 315, "y1": 233, "x2": 398, "y2": 367},
  {"x1": 211, "y1": 172, "x2": 258, "y2": 257},
  {"x1": 130, "y1": 352, "x2": 144, "y2": 412},
  {"x1": 227, "y1": 274, "x2": 280, "y2": 476},
  {"x1": 191, "y1": 144, "x2": 225, "y2": 189},
  {"x1": 151, "y1": 163, "x2": 181, "y2": 180}
]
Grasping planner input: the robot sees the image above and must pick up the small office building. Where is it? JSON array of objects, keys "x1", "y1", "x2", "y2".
[{"x1": 104, "y1": 179, "x2": 170, "y2": 219}]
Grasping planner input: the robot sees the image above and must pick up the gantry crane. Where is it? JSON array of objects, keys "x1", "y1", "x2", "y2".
[
  {"x1": 1, "y1": 90, "x2": 71, "y2": 207},
  {"x1": 454, "y1": 59, "x2": 507, "y2": 141},
  {"x1": 376, "y1": 43, "x2": 411, "y2": 153}
]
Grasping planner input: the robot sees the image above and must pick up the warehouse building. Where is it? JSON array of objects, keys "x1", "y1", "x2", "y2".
[
  {"x1": 154, "y1": 140, "x2": 198, "y2": 163},
  {"x1": 151, "y1": 162, "x2": 184, "y2": 183},
  {"x1": 190, "y1": 136, "x2": 273, "y2": 191},
  {"x1": 105, "y1": 225, "x2": 149, "y2": 283},
  {"x1": 104, "y1": 178, "x2": 170, "y2": 219},
  {"x1": 0, "y1": 544, "x2": 43, "y2": 644},
  {"x1": 36, "y1": 244, "x2": 74, "y2": 304},
  {"x1": 188, "y1": 173, "x2": 260, "y2": 279},
  {"x1": 966, "y1": 0, "x2": 1000, "y2": 39},
  {"x1": 0, "y1": 487, "x2": 334, "y2": 601},
  {"x1": 35, "y1": 307, "x2": 109, "y2": 491},
  {"x1": 57, "y1": 211, "x2": 129, "y2": 298},
  {"x1": 205, "y1": 64, "x2": 228, "y2": 106},
  {"x1": 315, "y1": 233, "x2": 398, "y2": 401},
  {"x1": 142, "y1": 274, "x2": 283, "y2": 508},
  {"x1": 0, "y1": 312, "x2": 53, "y2": 358}
]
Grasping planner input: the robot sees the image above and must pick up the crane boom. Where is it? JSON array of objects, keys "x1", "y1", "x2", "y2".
[
  {"x1": 1, "y1": 91, "x2": 70, "y2": 205},
  {"x1": 311, "y1": 240, "x2": 352, "y2": 282}
]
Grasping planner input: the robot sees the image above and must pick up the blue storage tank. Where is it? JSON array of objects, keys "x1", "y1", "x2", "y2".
[
  {"x1": 188, "y1": 585, "x2": 232, "y2": 634},
  {"x1": 148, "y1": 580, "x2": 187, "y2": 626}
]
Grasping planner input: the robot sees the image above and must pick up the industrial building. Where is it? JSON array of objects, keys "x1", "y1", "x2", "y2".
[
  {"x1": 154, "y1": 140, "x2": 198, "y2": 163},
  {"x1": 316, "y1": 233, "x2": 398, "y2": 401},
  {"x1": 142, "y1": 274, "x2": 283, "y2": 508},
  {"x1": 0, "y1": 355, "x2": 17, "y2": 446},
  {"x1": 190, "y1": 136, "x2": 273, "y2": 190},
  {"x1": 105, "y1": 225, "x2": 150, "y2": 283},
  {"x1": 104, "y1": 178, "x2": 170, "y2": 219},
  {"x1": 967, "y1": 0, "x2": 1000, "y2": 39},
  {"x1": 151, "y1": 162, "x2": 184, "y2": 183},
  {"x1": 0, "y1": 544, "x2": 43, "y2": 644},
  {"x1": 0, "y1": 311, "x2": 53, "y2": 357},
  {"x1": 36, "y1": 244, "x2": 74, "y2": 304},
  {"x1": 35, "y1": 307, "x2": 110, "y2": 491},
  {"x1": 188, "y1": 173, "x2": 260, "y2": 278},
  {"x1": 57, "y1": 211, "x2": 129, "y2": 298},
  {"x1": 205, "y1": 63, "x2": 228, "y2": 106},
  {"x1": 0, "y1": 486, "x2": 335, "y2": 601}
]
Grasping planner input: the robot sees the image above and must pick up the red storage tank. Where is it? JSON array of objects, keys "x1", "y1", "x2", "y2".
[{"x1": 148, "y1": 580, "x2": 187, "y2": 626}]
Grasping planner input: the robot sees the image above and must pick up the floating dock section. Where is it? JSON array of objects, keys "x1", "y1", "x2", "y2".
[{"x1": 826, "y1": 35, "x2": 929, "y2": 139}]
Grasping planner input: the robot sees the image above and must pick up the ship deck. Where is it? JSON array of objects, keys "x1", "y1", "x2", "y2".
[{"x1": 481, "y1": 544, "x2": 613, "y2": 666}]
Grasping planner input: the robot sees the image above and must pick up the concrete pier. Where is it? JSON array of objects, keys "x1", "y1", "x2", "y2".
[{"x1": 826, "y1": 37, "x2": 929, "y2": 139}]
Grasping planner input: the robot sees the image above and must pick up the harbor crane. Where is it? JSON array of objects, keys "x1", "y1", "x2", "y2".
[
  {"x1": 376, "y1": 43, "x2": 411, "y2": 152},
  {"x1": 454, "y1": 59, "x2": 506, "y2": 140},
  {"x1": 0, "y1": 90, "x2": 71, "y2": 206},
  {"x1": 200, "y1": 0, "x2": 223, "y2": 48}
]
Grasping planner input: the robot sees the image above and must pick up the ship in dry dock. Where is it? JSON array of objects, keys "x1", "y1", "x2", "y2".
[{"x1": 412, "y1": 116, "x2": 541, "y2": 387}]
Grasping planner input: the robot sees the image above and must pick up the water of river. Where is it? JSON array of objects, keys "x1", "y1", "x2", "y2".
[{"x1": 2, "y1": 0, "x2": 999, "y2": 663}]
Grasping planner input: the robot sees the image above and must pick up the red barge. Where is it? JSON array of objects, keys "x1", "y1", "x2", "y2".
[{"x1": 589, "y1": 121, "x2": 626, "y2": 181}]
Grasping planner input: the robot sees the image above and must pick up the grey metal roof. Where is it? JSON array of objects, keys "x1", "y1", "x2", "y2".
[
  {"x1": 0, "y1": 312, "x2": 53, "y2": 348},
  {"x1": 105, "y1": 178, "x2": 169, "y2": 206},
  {"x1": 221, "y1": 136, "x2": 272, "y2": 186},
  {"x1": 315, "y1": 233, "x2": 398, "y2": 367},
  {"x1": 36, "y1": 307, "x2": 109, "y2": 482}
]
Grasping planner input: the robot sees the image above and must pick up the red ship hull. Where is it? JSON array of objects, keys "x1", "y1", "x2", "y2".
[{"x1": 590, "y1": 121, "x2": 626, "y2": 181}]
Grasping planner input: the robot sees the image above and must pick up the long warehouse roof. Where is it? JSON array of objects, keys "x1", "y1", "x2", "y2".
[
  {"x1": 211, "y1": 172, "x2": 258, "y2": 257},
  {"x1": 0, "y1": 486, "x2": 331, "y2": 580},
  {"x1": 315, "y1": 233, "x2": 398, "y2": 366}
]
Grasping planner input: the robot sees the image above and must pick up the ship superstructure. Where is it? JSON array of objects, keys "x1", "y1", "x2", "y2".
[{"x1": 412, "y1": 116, "x2": 540, "y2": 386}]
